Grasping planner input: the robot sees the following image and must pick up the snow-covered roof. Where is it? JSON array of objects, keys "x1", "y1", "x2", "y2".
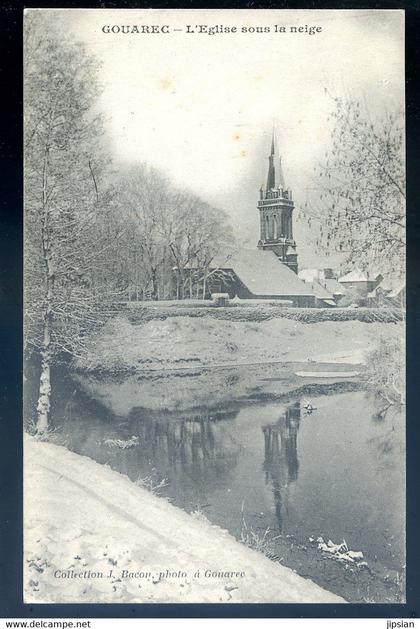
[
  {"x1": 210, "y1": 249, "x2": 315, "y2": 297},
  {"x1": 338, "y1": 269, "x2": 381, "y2": 283},
  {"x1": 298, "y1": 277, "x2": 342, "y2": 301},
  {"x1": 322, "y1": 278, "x2": 345, "y2": 295},
  {"x1": 298, "y1": 269, "x2": 319, "y2": 282},
  {"x1": 308, "y1": 280, "x2": 331, "y2": 300}
]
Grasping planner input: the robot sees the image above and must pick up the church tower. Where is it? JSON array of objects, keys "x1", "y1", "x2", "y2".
[{"x1": 257, "y1": 135, "x2": 298, "y2": 273}]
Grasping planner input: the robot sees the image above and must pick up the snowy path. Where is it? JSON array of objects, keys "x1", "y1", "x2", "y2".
[{"x1": 25, "y1": 438, "x2": 345, "y2": 604}]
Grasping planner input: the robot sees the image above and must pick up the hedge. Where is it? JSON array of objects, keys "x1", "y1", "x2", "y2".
[{"x1": 125, "y1": 305, "x2": 403, "y2": 325}]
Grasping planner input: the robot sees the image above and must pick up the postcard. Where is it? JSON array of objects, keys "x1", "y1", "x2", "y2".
[{"x1": 23, "y1": 8, "x2": 405, "y2": 604}]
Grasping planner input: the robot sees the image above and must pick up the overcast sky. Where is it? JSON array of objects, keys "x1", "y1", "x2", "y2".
[{"x1": 31, "y1": 9, "x2": 404, "y2": 268}]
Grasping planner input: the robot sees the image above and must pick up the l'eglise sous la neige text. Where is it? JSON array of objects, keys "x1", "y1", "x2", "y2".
[{"x1": 101, "y1": 24, "x2": 323, "y2": 35}]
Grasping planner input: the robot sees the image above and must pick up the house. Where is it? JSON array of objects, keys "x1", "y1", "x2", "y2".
[
  {"x1": 307, "y1": 280, "x2": 337, "y2": 308},
  {"x1": 337, "y1": 270, "x2": 383, "y2": 298},
  {"x1": 321, "y1": 278, "x2": 346, "y2": 303},
  {"x1": 298, "y1": 269, "x2": 345, "y2": 306}
]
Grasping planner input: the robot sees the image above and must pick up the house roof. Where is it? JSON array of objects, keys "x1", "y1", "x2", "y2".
[
  {"x1": 338, "y1": 269, "x2": 381, "y2": 283},
  {"x1": 309, "y1": 280, "x2": 333, "y2": 300},
  {"x1": 210, "y1": 249, "x2": 315, "y2": 297},
  {"x1": 298, "y1": 277, "x2": 343, "y2": 301},
  {"x1": 322, "y1": 278, "x2": 345, "y2": 295}
]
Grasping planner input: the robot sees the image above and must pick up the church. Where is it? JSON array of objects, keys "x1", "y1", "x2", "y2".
[{"x1": 202, "y1": 136, "x2": 317, "y2": 308}]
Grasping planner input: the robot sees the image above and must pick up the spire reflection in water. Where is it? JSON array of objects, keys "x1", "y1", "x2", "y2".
[{"x1": 262, "y1": 402, "x2": 300, "y2": 531}]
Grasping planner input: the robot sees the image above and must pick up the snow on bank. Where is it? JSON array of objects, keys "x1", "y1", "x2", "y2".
[
  {"x1": 294, "y1": 371, "x2": 360, "y2": 378},
  {"x1": 24, "y1": 438, "x2": 344, "y2": 604},
  {"x1": 75, "y1": 365, "x2": 359, "y2": 417},
  {"x1": 74, "y1": 363, "x2": 302, "y2": 415},
  {"x1": 76, "y1": 315, "x2": 397, "y2": 374}
]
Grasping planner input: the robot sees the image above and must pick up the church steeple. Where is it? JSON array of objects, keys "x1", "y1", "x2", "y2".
[
  {"x1": 266, "y1": 133, "x2": 276, "y2": 191},
  {"x1": 257, "y1": 134, "x2": 298, "y2": 273}
]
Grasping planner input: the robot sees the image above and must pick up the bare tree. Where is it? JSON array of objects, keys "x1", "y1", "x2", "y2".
[
  {"x1": 164, "y1": 195, "x2": 232, "y2": 299},
  {"x1": 116, "y1": 164, "x2": 233, "y2": 300},
  {"x1": 116, "y1": 164, "x2": 172, "y2": 300},
  {"x1": 24, "y1": 17, "x2": 117, "y2": 431},
  {"x1": 303, "y1": 96, "x2": 405, "y2": 275}
]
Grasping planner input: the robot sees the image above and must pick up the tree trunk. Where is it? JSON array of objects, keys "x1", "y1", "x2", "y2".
[
  {"x1": 177, "y1": 268, "x2": 184, "y2": 300},
  {"x1": 36, "y1": 312, "x2": 51, "y2": 433},
  {"x1": 151, "y1": 270, "x2": 158, "y2": 300},
  {"x1": 36, "y1": 141, "x2": 54, "y2": 434}
]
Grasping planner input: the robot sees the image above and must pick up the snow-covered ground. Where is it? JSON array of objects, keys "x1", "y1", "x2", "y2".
[
  {"x1": 24, "y1": 437, "x2": 344, "y2": 604},
  {"x1": 77, "y1": 315, "x2": 398, "y2": 373}
]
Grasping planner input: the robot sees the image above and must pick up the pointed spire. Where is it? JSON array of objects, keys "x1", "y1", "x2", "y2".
[{"x1": 266, "y1": 131, "x2": 276, "y2": 191}]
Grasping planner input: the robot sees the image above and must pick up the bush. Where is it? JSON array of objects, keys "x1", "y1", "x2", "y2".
[{"x1": 364, "y1": 333, "x2": 405, "y2": 404}]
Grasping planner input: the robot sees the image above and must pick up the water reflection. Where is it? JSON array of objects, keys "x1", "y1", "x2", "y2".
[
  {"x1": 55, "y1": 397, "x2": 242, "y2": 509},
  {"x1": 262, "y1": 402, "x2": 300, "y2": 531},
  {"x1": 125, "y1": 409, "x2": 241, "y2": 497},
  {"x1": 24, "y1": 363, "x2": 405, "y2": 571}
]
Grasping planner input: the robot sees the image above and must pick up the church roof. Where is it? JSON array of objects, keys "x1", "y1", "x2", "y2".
[{"x1": 210, "y1": 248, "x2": 315, "y2": 297}]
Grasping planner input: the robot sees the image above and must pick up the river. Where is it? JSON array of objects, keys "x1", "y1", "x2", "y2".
[{"x1": 25, "y1": 361, "x2": 405, "y2": 602}]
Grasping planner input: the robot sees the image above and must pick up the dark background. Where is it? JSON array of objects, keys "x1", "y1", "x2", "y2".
[{"x1": 1, "y1": 0, "x2": 419, "y2": 619}]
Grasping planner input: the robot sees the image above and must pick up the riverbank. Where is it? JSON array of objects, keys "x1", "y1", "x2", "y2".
[
  {"x1": 24, "y1": 437, "x2": 344, "y2": 604},
  {"x1": 75, "y1": 365, "x2": 361, "y2": 415},
  {"x1": 75, "y1": 314, "x2": 400, "y2": 374}
]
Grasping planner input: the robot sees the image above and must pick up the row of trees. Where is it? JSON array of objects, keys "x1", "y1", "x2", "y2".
[
  {"x1": 113, "y1": 165, "x2": 232, "y2": 301},
  {"x1": 24, "y1": 19, "x2": 231, "y2": 431}
]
